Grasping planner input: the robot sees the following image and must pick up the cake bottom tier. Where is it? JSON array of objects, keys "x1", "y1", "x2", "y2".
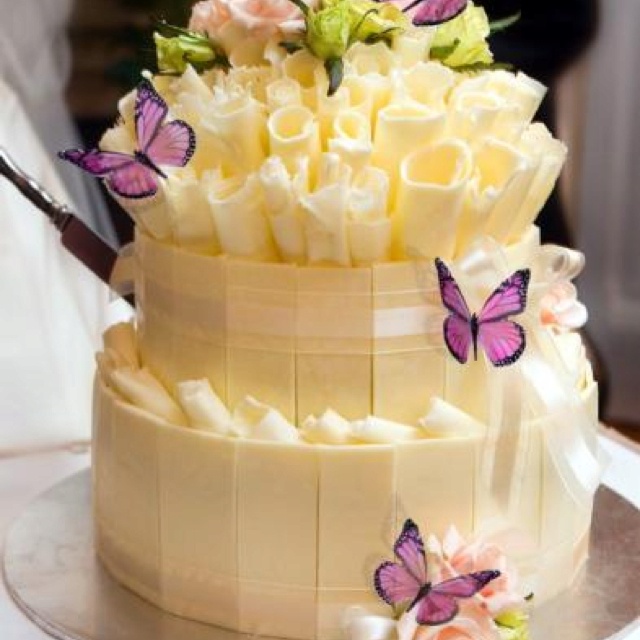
[{"x1": 93, "y1": 379, "x2": 595, "y2": 640}]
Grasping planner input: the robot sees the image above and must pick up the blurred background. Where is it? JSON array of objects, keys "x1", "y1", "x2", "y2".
[{"x1": 4, "y1": 0, "x2": 640, "y2": 439}]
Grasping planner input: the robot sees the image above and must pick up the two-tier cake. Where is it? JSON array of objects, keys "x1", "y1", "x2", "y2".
[{"x1": 61, "y1": 2, "x2": 603, "y2": 639}]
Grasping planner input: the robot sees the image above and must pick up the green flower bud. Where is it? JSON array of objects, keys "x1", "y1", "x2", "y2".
[
  {"x1": 306, "y1": 2, "x2": 351, "y2": 61},
  {"x1": 154, "y1": 29, "x2": 228, "y2": 75},
  {"x1": 348, "y1": 0, "x2": 408, "y2": 44},
  {"x1": 431, "y1": 2, "x2": 493, "y2": 68}
]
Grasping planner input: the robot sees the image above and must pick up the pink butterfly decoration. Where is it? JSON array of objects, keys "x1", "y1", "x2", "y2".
[
  {"x1": 435, "y1": 258, "x2": 530, "y2": 367},
  {"x1": 374, "y1": 519, "x2": 500, "y2": 626},
  {"x1": 384, "y1": 0, "x2": 468, "y2": 26},
  {"x1": 59, "y1": 80, "x2": 196, "y2": 199}
]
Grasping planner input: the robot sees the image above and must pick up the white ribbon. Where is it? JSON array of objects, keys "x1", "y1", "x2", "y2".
[{"x1": 449, "y1": 238, "x2": 601, "y2": 519}]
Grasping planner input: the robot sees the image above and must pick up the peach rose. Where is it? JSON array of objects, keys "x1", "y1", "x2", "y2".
[
  {"x1": 189, "y1": 0, "x2": 318, "y2": 38},
  {"x1": 540, "y1": 281, "x2": 588, "y2": 330},
  {"x1": 439, "y1": 527, "x2": 526, "y2": 618},
  {"x1": 189, "y1": 0, "x2": 231, "y2": 34}
]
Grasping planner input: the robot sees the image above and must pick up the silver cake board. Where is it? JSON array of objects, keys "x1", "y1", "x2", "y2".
[{"x1": 3, "y1": 470, "x2": 640, "y2": 640}]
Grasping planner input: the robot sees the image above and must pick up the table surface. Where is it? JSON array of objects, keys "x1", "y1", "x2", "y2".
[{"x1": 0, "y1": 431, "x2": 638, "y2": 640}]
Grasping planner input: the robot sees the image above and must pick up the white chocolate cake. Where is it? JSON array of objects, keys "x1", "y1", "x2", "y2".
[{"x1": 71, "y1": 2, "x2": 603, "y2": 639}]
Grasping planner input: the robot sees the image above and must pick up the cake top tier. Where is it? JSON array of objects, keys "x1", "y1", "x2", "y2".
[{"x1": 62, "y1": 1, "x2": 566, "y2": 266}]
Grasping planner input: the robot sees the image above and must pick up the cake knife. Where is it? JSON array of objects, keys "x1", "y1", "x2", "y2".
[{"x1": 0, "y1": 146, "x2": 121, "y2": 288}]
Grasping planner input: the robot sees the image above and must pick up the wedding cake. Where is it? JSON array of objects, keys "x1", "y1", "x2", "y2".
[{"x1": 61, "y1": 2, "x2": 602, "y2": 639}]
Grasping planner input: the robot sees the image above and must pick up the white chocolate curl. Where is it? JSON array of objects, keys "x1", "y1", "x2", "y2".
[
  {"x1": 165, "y1": 171, "x2": 221, "y2": 254},
  {"x1": 102, "y1": 322, "x2": 139, "y2": 369},
  {"x1": 508, "y1": 123, "x2": 567, "y2": 242},
  {"x1": 233, "y1": 396, "x2": 300, "y2": 442},
  {"x1": 398, "y1": 61, "x2": 455, "y2": 109},
  {"x1": 328, "y1": 109, "x2": 373, "y2": 176},
  {"x1": 351, "y1": 416, "x2": 421, "y2": 443},
  {"x1": 396, "y1": 139, "x2": 473, "y2": 260},
  {"x1": 419, "y1": 397, "x2": 486, "y2": 438},
  {"x1": 268, "y1": 105, "x2": 321, "y2": 178},
  {"x1": 301, "y1": 409, "x2": 352, "y2": 444},
  {"x1": 266, "y1": 77, "x2": 303, "y2": 112},
  {"x1": 477, "y1": 137, "x2": 539, "y2": 243},
  {"x1": 202, "y1": 84, "x2": 267, "y2": 175},
  {"x1": 110, "y1": 368, "x2": 188, "y2": 426},
  {"x1": 259, "y1": 156, "x2": 308, "y2": 263},
  {"x1": 301, "y1": 154, "x2": 352, "y2": 265},
  {"x1": 393, "y1": 28, "x2": 436, "y2": 68},
  {"x1": 209, "y1": 174, "x2": 278, "y2": 261},
  {"x1": 348, "y1": 167, "x2": 391, "y2": 265},
  {"x1": 373, "y1": 103, "x2": 446, "y2": 197},
  {"x1": 177, "y1": 379, "x2": 232, "y2": 434}
]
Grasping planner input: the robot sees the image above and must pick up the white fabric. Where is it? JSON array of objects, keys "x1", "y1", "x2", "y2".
[
  {"x1": 0, "y1": 0, "x2": 115, "y2": 243},
  {"x1": 0, "y1": 79, "x2": 114, "y2": 452}
]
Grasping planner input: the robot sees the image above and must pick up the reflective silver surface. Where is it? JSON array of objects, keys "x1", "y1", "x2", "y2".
[{"x1": 3, "y1": 471, "x2": 640, "y2": 640}]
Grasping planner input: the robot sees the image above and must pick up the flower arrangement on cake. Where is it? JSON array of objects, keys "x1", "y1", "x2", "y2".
[
  {"x1": 57, "y1": 2, "x2": 603, "y2": 640},
  {"x1": 62, "y1": 0, "x2": 560, "y2": 267},
  {"x1": 346, "y1": 519, "x2": 531, "y2": 640}
]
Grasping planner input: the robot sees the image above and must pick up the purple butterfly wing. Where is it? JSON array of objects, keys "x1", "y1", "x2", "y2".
[
  {"x1": 146, "y1": 120, "x2": 196, "y2": 168},
  {"x1": 58, "y1": 149, "x2": 135, "y2": 176},
  {"x1": 478, "y1": 319, "x2": 526, "y2": 367},
  {"x1": 395, "y1": 519, "x2": 428, "y2": 584},
  {"x1": 135, "y1": 79, "x2": 168, "y2": 153},
  {"x1": 416, "y1": 591, "x2": 459, "y2": 626},
  {"x1": 411, "y1": 0, "x2": 468, "y2": 26},
  {"x1": 107, "y1": 162, "x2": 159, "y2": 199},
  {"x1": 477, "y1": 269, "x2": 530, "y2": 323},
  {"x1": 444, "y1": 314, "x2": 473, "y2": 364},
  {"x1": 416, "y1": 571, "x2": 500, "y2": 626},
  {"x1": 432, "y1": 570, "x2": 501, "y2": 598},
  {"x1": 435, "y1": 258, "x2": 472, "y2": 321},
  {"x1": 374, "y1": 561, "x2": 422, "y2": 606},
  {"x1": 374, "y1": 520, "x2": 426, "y2": 606}
]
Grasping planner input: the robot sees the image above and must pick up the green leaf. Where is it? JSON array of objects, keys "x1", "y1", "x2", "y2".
[
  {"x1": 489, "y1": 11, "x2": 521, "y2": 35},
  {"x1": 454, "y1": 61, "x2": 514, "y2": 72},
  {"x1": 430, "y1": 40, "x2": 461, "y2": 61},
  {"x1": 325, "y1": 57, "x2": 344, "y2": 96},
  {"x1": 430, "y1": 3, "x2": 493, "y2": 68}
]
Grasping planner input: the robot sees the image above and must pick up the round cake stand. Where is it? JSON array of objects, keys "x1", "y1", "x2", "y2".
[{"x1": 3, "y1": 470, "x2": 640, "y2": 640}]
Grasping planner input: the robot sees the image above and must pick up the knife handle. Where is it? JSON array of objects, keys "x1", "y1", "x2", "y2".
[{"x1": 0, "y1": 147, "x2": 72, "y2": 230}]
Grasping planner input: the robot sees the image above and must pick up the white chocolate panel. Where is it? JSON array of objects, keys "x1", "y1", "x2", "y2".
[
  {"x1": 227, "y1": 261, "x2": 297, "y2": 420},
  {"x1": 396, "y1": 439, "x2": 478, "y2": 538},
  {"x1": 238, "y1": 583, "x2": 318, "y2": 639},
  {"x1": 158, "y1": 425, "x2": 239, "y2": 629},
  {"x1": 297, "y1": 267, "x2": 372, "y2": 421},
  {"x1": 94, "y1": 377, "x2": 597, "y2": 640},
  {"x1": 372, "y1": 262, "x2": 445, "y2": 423},
  {"x1": 317, "y1": 445, "x2": 396, "y2": 589},
  {"x1": 237, "y1": 441, "x2": 318, "y2": 586},
  {"x1": 105, "y1": 395, "x2": 162, "y2": 598}
]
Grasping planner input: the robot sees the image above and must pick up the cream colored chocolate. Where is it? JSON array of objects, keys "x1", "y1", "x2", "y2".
[
  {"x1": 136, "y1": 229, "x2": 541, "y2": 425},
  {"x1": 94, "y1": 229, "x2": 599, "y2": 639},
  {"x1": 94, "y1": 380, "x2": 596, "y2": 640},
  {"x1": 90, "y1": 16, "x2": 599, "y2": 638}
]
